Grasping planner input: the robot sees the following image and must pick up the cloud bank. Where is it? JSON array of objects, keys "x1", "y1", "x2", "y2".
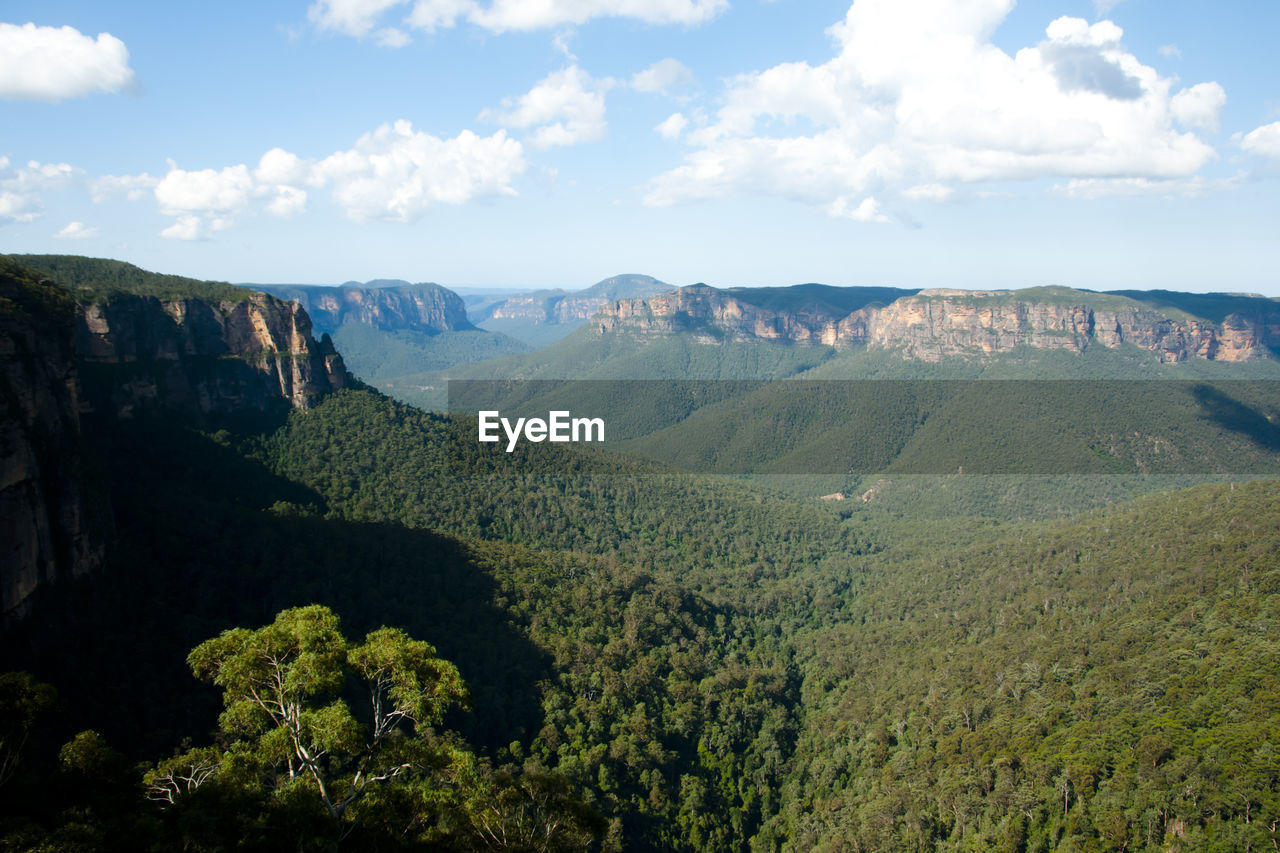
[
  {"x1": 96, "y1": 121, "x2": 527, "y2": 239},
  {"x1": 645, "y1": 0, "x2": 1226, "y2": 221}
]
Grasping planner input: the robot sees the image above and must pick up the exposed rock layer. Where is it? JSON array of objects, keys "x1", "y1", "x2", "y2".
[
  {"x1": 254, "y1": 281, "x2": 473, "y2": 334},
  {"x1": 2, "y1": 256, "x2": 350, "y2": 616},
  {"x1": 76, "y1": 292, "x2": 348, "y2": 419},
  {"x1": 595, "y1": 285, "x2": 1280, "y2": 363}
]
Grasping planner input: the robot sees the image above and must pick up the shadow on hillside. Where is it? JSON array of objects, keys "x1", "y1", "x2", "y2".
[
  {"x1": 1192, "y1": 383, "x2": 1280, "y2": 453},
  {"x1": 1, "y1": 425, "x2": 551, "y2": 758}
]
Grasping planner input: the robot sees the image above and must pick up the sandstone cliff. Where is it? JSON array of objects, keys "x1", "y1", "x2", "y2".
[
  {"x1": 0, "y1": 259, "x2": 108, "y2": 618},
  {"x1": 254, "y1": 280, "x2": 473, "y2": 334},
  {"x1": 594, "y1": 284, "x2": 1280, "y2": 363},
  {"x1": 2, "y1": 255, "x2": 352, "y2": 616},
  {"x1": 76, "y1": 291, "x2": 348, "y2": 420}
]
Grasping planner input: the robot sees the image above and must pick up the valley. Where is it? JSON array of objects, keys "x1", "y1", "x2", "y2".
[{"x1": 2, "y1": 253, "x2": 1279, "y2": 851}]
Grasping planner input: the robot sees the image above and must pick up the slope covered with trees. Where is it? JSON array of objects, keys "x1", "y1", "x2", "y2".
[{"x1": 2, "y1": 255, "x2": 1279, "y2": 851}]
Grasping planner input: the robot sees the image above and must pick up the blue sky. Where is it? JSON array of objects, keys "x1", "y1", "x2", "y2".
[{"x1": 1, "y1": 0, "x2": 1278, "y2": 294}]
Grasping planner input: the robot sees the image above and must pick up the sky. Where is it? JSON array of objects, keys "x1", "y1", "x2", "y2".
[{"x1": 1, "y1": 0, "x2": 1278, "y2": 294}]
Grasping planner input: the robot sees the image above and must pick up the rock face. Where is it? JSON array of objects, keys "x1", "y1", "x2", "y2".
[
  {"x1": 0, "y1": 261, "x2": 107, "y2": 618},
  {"x1": 76, "y1": 291, "x2": 349, "y2": 420},
  {"x1": 596, "y1": 284, "x2": 846, "y2": 345},
  {"x1": 2, "y1": 256, "x2": 353, "y2": 616},
  {"x1": 595, "y1": 284, "x2": 1280, "y2": 363},
  {"x1": 253, "y1": 281, "x2": 473, "y2": 334}
]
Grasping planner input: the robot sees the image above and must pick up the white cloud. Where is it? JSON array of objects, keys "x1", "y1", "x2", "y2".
[
  {"x1": 159, "y1": 215, "x2": 208, "y2": 241},
  {"x1": 470, "y1": 0, "x2": 727, "y2": 31},
  {"x1": 122, "y1": 122, "x2": 524, "y2": 238},
  {"x1": 54, "y1": 221, "x2": 99, "y2": 239},
  {"x1": 631, "y1": 58, "x2": 694, "y2": 93},
  {"x1": 656, "y1": 112, "x2": 688, "y2": 140},
  {"x1": 89, "y1": 172, "x2": 160, "y2": 202},
  {"x1": 828, "y1": 196, "x2": 889, "y2": 222},
  {"x1": 248, "y1": 150, "x2": 312, "y2": 217},
  {"x1": 1158, "y1": 44, "x2": 1181, "y2": 59},
  {"x1": 0, "y1": 158, "x2": 80, "y2": 224},
  {"x1": 1053, "y1": 174, "x2": 1241, "y2": 199},
  {"x1": 903, "y1": 183, "x2": 953, "y2": 201},
  {"x1": 375, "y1": 27, "x2": 412, "y2": 46},
  {"x1": 309, "y1": 0, "x2": 410, "y2": 38},
  {"x1": 156, "y1": 163, "x2": 254, "y2": 214},
  {"x1": 253, "y1": 148, "x2": 309, "y2": 187},
  {"x1": 315, "y1": 120, "x2": 526, "y2": 221},
  {"x1": 313, "y1": 0, "x2": 726, "y2": 38},
  {"x1": 646, "y1": 0, "x2": 1225, "y2": 223},
  {"x1": 406, "y1": 0, "x2": 477, "y2": 31},
  {"x1": 1240, "y1": 122, "x2": 1280, "y2": 160},
  {"x1": 1171, "y1": 82, "x2": 1225, "y2": 132},
  {"x1": 483, "y1": 66, "x2": 613, "y2": 149},
  {"x1": 152, "y1": 163, "x2": 255, "y2": 237},
  {"x1": 0, "y1": 23, "x2": 136, "y2": 101}
]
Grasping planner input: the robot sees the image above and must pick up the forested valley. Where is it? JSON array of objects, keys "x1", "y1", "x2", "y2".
[{"x1": 2, "y1": 256, "x2": 1279, "y2": 851}]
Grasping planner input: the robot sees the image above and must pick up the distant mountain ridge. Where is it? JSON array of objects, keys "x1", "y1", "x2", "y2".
[
  {"x1": 594, "y1": 282, "x2": 1280, "y2": 363},
  {"x1": 472, "y1": 274, "x2": 673, "y2": 325},
  {"x1": 249, "y1": 280, "x2": 474, "y2": 335}
]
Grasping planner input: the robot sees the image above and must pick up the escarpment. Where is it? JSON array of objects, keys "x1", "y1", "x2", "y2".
[
  {"x1": 1, "y1": 259, "x2": 107, "y2": 617},
  {"x1": 253, "y1": 280, "x2": 473, "y2": 334},
  {"x1": 594, "y1": 284, "x2": 1280, "y2": 363},
  {"x1": 76, "y1": 291, "x2": 348, "y2": 420},
  {"x1": 2, "y1": 255, "x2": 350, "y2": 616}
]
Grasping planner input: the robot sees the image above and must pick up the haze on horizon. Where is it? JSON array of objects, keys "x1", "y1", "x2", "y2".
[{"x1": 1, "y1": 0, "x2": 1278, "y2": 295}]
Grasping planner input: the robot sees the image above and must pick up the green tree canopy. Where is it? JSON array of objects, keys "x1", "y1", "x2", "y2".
[{"x1": 187, "y1": 605, "x2": 469, "y2": 829}]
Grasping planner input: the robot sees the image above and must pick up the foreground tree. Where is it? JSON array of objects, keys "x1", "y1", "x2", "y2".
[{"x1": 185, "y1": 604, "x2": 470, "y2": 839}]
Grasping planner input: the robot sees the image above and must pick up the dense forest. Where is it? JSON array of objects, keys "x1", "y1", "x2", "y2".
[{"x1": 2, "y1": 255, "x2": 1279, "y2": 851}]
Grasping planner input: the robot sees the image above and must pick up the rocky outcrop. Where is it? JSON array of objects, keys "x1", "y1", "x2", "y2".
[
  {"x1": 596, "y1": 285, "x2": 846, "y2": 345},
  {"x1": 1, "y1": 260, "x2": 108, "y2": 618},
  {"x1": 75, "y1": 291, "x2": 348, "y2": 421},
  {"x1": 254, "y1": 281, "x2": 473, "y2": 334},
  {"x1": 594, "y1": 284, "x2": 1280, "y2": 363}
]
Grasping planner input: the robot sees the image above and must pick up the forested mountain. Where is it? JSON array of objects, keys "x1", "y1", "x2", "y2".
[{"x1": 2, "y1": 253, "x2": 1279, "y2": 852}]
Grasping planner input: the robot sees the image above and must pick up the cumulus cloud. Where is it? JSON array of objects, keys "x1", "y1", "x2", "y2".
[
  {"x1": 156, "y1": 163, "x2": 254, "y2": 214},
  {"x1": 482, "y1": 66, "x2": 613, "y2": 149},
  {"x1": 160, "y1": 215, "x2": 212, "y2": 242},
  {"x1": 1240, "y1": 122, "x2": 1280, "y2": 160},
  {"x1": 656, "y1": 112, "x2": 688, "y2": 140},
  {"x1": 126, "y1": 121, "x2": 523, "y2": 238},
  {"x1": 315, "y1": 120, "x2": 526, "y2": 220},
  {"x1": 631, "y1": 58, "x2": 694, "y2": 93},
  {"x1": 0, "y1": 157, "x2": 80, "y2": 224},
  {"x1": 89, "y1": 172, "x2": 160, "y2": 203},
  {"x1": 0, "y1": 22, "x2": 136, "y2": 101},
  {"x1": 54, "y1": 221, "x2": 99, "y2": 239},
  {"x1": 310, "y1": 0, "x2": 726, "y2": 38},
  {"x1": 1171, "y1": 82, "x2": 1226, "y2": 132},
  {"x1": 646, "y1": 0, "x2": 1225, "y2": 222}
]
